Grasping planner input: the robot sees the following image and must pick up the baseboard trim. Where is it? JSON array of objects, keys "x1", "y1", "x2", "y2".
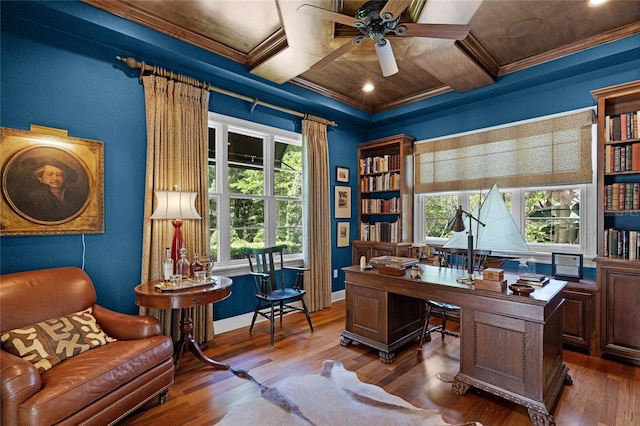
[{"x1": 213, "y1": 289, "x2": 345, "y2": 335}]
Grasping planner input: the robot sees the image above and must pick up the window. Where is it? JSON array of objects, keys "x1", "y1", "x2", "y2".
[
  {"x1": 208, "y1": 113, "x2": 303, "y2": 268},
  {"x1": 416, "y1": 184, "x2": 594, "y2": 257}
]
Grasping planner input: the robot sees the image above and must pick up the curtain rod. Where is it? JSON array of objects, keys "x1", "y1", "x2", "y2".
[{"x1": 117, "y1": 56, "x2": 335, "y2": 127}]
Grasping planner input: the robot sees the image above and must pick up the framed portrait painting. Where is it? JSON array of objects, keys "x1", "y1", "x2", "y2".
[
  {"x1": 0, "y1": 127, "x2": 104, "y2": 235},
  {"x1": 335, "y1": 186, "x2": 351, "y2": 219}
]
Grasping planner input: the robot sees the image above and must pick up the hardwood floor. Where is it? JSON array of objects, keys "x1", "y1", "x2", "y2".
[{"x1": 120, "y1": 299, "x2": 639, "y2": 425}]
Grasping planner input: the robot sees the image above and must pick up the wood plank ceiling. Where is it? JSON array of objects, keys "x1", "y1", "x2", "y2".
[{"x1": 83, "y1": 0, "x2": 640, "y2": 113}]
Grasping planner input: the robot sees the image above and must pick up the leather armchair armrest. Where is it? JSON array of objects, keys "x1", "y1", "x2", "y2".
[
  {"x1": 1, "y1": 350, "x2": 41, "y2": 426},
  {"x1": 92, "y1": 305, "x2": 161, "y2": 340}
]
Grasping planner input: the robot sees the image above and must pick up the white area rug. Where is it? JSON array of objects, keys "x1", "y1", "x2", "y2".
[{"x1": 217, "y1": 360, "x2": 479, "y2": 426}]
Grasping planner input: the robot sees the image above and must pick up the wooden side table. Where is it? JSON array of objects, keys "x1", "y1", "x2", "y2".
[{"x1": 134, "y1": 276, "x2": 232, "y2": 372}]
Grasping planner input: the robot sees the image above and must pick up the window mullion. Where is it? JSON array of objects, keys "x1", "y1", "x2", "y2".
[
  {"x1": 217, "y1": 123, "x2": 232, "y2": 265},
  {"x1": 264, "y1": 134, "x2": 276, "y2": 246}
]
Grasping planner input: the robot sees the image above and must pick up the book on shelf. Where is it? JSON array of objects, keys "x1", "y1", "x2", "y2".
[
  {"x1": 605, "y1": 112, "x2": 640, "y2": 142},
  {"x1": 604, "y1": 228, "x2": 639, "y2": 260},
  {"x1": 359, "y1": 153, "x2": 400, "y2": 175},
  {"x1": 360, "y1": 172, "x2": 400, "y2": 192},
  {"x1": 359, "y1": 219, "x2": 399, "y2": 243},
  {"x1": 604, "y1": 183, "x2": 640, "y2": 210},
  {"x1": 361, "y1": 197, "x2": 399, "y2": 214}
]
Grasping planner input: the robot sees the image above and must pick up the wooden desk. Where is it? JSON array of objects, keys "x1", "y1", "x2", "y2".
[
  {"x1": 341, "y1": 265, "x2": 570, "y2": 426},
  {"x1": 135, "y1": 276, "x2": 232, "y2": 372}
]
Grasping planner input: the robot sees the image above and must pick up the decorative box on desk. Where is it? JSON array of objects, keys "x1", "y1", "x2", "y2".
[{"x1": 474, "y1": 268, "x2": 507, "y2": 292}]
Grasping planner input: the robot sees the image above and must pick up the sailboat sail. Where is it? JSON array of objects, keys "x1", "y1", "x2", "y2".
[{"x1": 442, "y1": 184, "x2": 531, "y2": 254}]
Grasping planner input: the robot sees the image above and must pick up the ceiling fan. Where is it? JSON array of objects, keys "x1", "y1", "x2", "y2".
[{"x1": 298, "y1": 0, "x2": 471, "y2": 77}]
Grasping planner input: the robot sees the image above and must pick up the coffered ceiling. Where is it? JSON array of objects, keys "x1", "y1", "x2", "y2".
[{"x1": 83, "y1": 0, "x2": 640, "y2": 113}]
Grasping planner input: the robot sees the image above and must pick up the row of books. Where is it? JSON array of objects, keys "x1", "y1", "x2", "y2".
[
  {"x1": 605, "y1": 183, "x2": 640, "y2": 211},
  {"x1": 605, "y1": 112, "x2": 640, "y2": 142},
  {"x1": 359, "y1": 153, "x2": 401, "y2": 175},
  {"x1": 603, "y1": 228, "x2": 640, "y2": 260},
  {"x1": 361, "y1": 197, "x2": 400, "y2": 214},
  {"x1": 360, "y1": 220, "x2": 399, "y2": 243},
  {"x1": 604, "y1": 142, "x2": 640, "y2": 173},
  {"x1": 360, "y1": 172, "x2": 400, "y2": 192}
]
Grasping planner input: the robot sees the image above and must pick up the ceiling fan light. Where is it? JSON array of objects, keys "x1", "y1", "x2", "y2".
[{"x1": 375, "y1": 40, "x2": 398, "y2": 77}]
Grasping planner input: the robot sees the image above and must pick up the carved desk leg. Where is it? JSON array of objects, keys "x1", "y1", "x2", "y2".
[
  {"x1": 451, "y1": 378, "x2": 471, "y2": 395},
  {"x1": 379, "y1": 351, "x2": 395, "y2": 364},
  {"x1": 528, "y1": 408, "x2": 556, "y2": 426}
]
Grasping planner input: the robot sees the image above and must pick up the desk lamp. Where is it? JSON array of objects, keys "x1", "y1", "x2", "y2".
[
  {"x1": 150, "y1": 190, "x2": 201, "y2": 269},
  {"x1": 447, "y1": 206, "x2": 485, "y2": 284}
]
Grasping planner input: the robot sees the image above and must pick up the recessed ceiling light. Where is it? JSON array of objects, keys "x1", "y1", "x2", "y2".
[
  {"x1": 587, "y1": 0, "x2": 609, "y2": 6},
  {"x1": 363, "y1": 83, "x2": 374, "y2": 92}
]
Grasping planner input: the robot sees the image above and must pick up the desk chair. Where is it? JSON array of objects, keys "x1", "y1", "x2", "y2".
[
  {"x1": 418, "y1": 301, "x2": 460, "y2": 349},
  {"x1": 245, "y1": 245, "x2": 314, "y2": 345}
]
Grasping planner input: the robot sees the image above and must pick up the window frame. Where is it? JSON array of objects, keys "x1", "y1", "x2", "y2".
[
  {"x1": 208, "y1": 112, "x2": 303, "y2": 276},
  {"x1": 414, "y1": 183, "x2": 597, "y2": 266}
]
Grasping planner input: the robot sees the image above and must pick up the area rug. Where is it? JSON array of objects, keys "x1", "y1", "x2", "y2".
[{"x1": 217, "y1": 360, "x2": 479, "y2": 425}]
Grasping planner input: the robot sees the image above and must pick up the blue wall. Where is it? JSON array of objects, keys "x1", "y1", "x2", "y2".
[{"x1": 1, "y1": 1, "x2": 637, "y2": 318}]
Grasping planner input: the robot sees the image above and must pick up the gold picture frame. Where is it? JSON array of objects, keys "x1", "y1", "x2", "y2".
[{"x1": 0, "y1": 127, "x2": 104, "y2": 235}]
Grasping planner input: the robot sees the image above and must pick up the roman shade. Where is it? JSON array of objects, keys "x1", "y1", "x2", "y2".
[{"x1": 414, "y1": 109, "x2": 595, "y2": 193}]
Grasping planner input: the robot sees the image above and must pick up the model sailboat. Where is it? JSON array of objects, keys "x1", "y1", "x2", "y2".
[{"x1": 443, "y1": 183, "x2": 531, "y2": 255}]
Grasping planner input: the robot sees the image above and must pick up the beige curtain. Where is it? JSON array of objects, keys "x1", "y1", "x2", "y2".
[
  {"x1": 302, "y1": 115, "x2": 332, "y2": 311},
  {"x1": 139, "y1": 75, "x2": 213, "y2": 343}
]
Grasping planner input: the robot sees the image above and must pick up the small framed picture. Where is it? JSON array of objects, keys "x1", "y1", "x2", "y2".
[
  {"x1": 336, "y1": 166, "x2": 349, "y2": 183},
  {"x1": 335, "y1": 186, "x2": 351, "y2": 218},
  {"x1": 337, "y1": 222, "x2": 350, "y2": 247},
  {"x1": 551, "y1": 252, "x2": 583, "y2": 281}
]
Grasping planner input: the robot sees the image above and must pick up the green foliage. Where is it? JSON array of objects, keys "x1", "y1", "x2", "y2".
[
  {"x1": 210, "y1": 141, "x2": 304, "y2": 258},
  {"x1": 423, "y1": 195, "x2": 458, "y2": 238}
]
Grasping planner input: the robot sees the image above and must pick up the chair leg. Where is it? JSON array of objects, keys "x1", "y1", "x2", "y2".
[
  {"x1": 250, "y1": 301, "x2": 261, "y2": 332},
  {"x1": 419, "y1": 303, "x2": 433, "y2": 350},
  {"x1": 440, "y1": 311, "x2": 447, "y2": 340},
  {"x1": 301, "y1": 299, "x2": 314, "y2": 332},
  {"x1": 270, "y1": 303, "x2": 275, "y2": 346}
]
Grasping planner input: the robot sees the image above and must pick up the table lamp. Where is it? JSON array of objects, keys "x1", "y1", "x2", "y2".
[
  {"x1": 150, "y1": 190, "x2": 201, "y2": 269},
  {"x1": 443, "y1": 183, "x2": 531, "y2": 284}
]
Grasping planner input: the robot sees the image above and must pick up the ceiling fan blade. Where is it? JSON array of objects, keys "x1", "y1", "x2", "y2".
[
  {"x1": 379, "y1": 0, "x2": 412, "y2": 22},
  {"x1": 375, "y1": 40, "x2": 399, "y2": 77},
  {"x1": 398, "y1": 23, "x2": 470, "y2": 40},
  {"x1": 297, "y1": 4, "x2": 364, "y2": 27},
  {"x1": 310, "y1": 37, "x2": 364, "y2": 71}
]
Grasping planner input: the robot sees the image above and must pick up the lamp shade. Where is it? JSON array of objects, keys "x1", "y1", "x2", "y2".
[
  {"x1": 150, "y1": 191, "x2": 201, "y2": 220},
  {"x1": 447, "y1": 207, "x2": 466, "y2": 232},
  {"x1": 375, "y1": 39, "x2": 399, "y2": 77}
]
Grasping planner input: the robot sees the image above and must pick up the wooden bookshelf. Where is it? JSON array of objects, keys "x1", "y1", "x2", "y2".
[
  {"x1": 353, "y1": 134, "x2": 414, "y2": 265},
  {"x1": 591, "y1": 80, "x2": 640, "y2": 365}
]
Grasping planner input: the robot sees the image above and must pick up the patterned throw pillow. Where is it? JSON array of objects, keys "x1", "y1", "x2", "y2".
[{"x1": 1, "y1": 307, "x2": 116, "y2": 373}]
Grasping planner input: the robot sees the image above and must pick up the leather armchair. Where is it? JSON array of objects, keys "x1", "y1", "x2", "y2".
[{"x1": 1, "y1": 267, "x2": 174, "y2": 426}]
